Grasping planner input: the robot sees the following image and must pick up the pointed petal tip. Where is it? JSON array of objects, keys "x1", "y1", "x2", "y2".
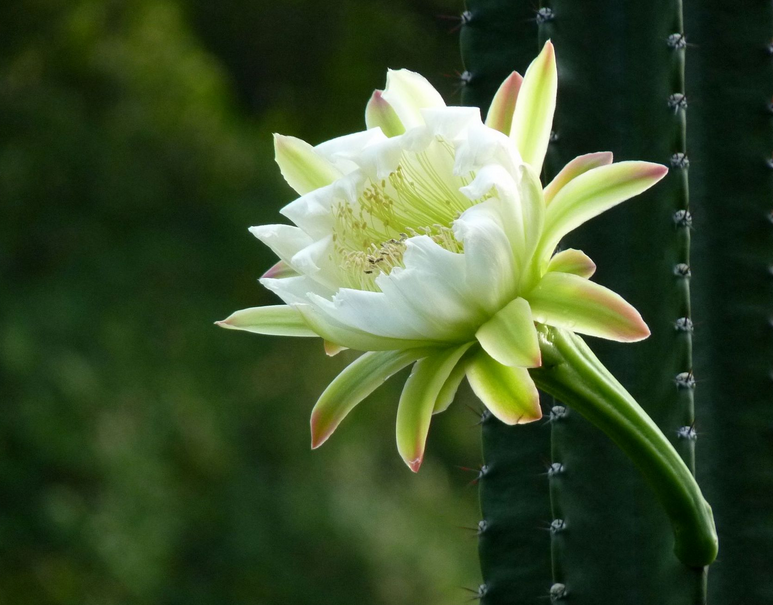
[
  {"x1": 629, "y1": 320, "x2": 651, "y2": 342},
  {"x1": 519, "y1": 406, "x2": 544, "y2": 423},
  {"x1": 310, "y1": 417, "x2": 330, "y2": 450},
  {"x1": 503, "y1": 71, "x2": 524, "y2": 86},
  {"x1": 651, "y1": 164, "x2": 669, "y2": 180},
  {"x1": 407, "y1": 457, "x2": 423, "y2": 473}
]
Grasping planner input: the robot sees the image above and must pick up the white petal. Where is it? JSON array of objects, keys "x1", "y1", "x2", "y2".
[
  {"x1": 460, "y1": 164, "x2": 527, "y2": 262},
  {"x1": 280, "y1": 172, "x2": 364, "y2": 237},
  {"x1": 308, "y1": 288, "x2": 436, "y2": 340},
  {"x1": 249, "y1": 224, "x2": 313, "y2": 266},
  {"x1": 453, "y1": 199, "x2": 518, "y2": 314},
  {"x1": 297, "y1": 304, "x2": 436, "y2": 351},
  {"x1": 288, "y1": 235, "x2": 340, "y2": 290},
  {"x1": 453, "y1": 122, "x2": 521, "y2": 176},
  {"x1": 315, "y1": 129, "x2": 388, "y2": 174},
  {"x1": 420, "y1": 106, "x2": 482, "y2": 142},
  {"x1": 373, "y1": 237, "x2": 488, "y2": 340},
  {"x1": 382, "y1": 69, "x2": 446, "y2": 130},
  {"x1": 260, "y1": 275, "x2": 334, "y2": 305}
]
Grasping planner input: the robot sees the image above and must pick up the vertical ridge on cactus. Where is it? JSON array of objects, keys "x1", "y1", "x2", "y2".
[{"x1": 685, "y1": 1, "x2": 773, "y2": 602}]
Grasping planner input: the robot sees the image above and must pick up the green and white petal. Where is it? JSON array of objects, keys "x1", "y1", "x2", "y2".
[
  {"x1": 382, "y1": 69, "x2": 446, "y2": 130},
  {"x1": 547, "y1": 248, "x2": 596, "y2": 279},
  {"x1": 538, "y1": 161, "x2": 668, "y2": 265},
  {"x1": 526, "y1": 272, "x2": 650, "y2": 342},
  {"x1": 215, "y1": 305, "x2": 317, "y2": 337},
  {"x1": 396, "y1": 344, "x2": 473, "y2": 472},
  {"x1": 274, "y1": 134, "x2": 343, "y2": 195},
  {"x1": 311, "y1": 349, "x2": 428, "y2": 449},
  {"x1": 475, "y1": 297, "x2": 540, "y2": 368},
  {"x1": 510, "y1": 40, "x2": 557, "y2": 175},
  {"x1": 466, "y1": 349, "x2": 542, "y2": 425},
  {"x1": 433, "y1": 353, "x2": 470, "y2": 414},
  {"x1": 544, "y1": 151, "x2": 613, "y2": 205},
  {"x1": 485, "y1": 71, "x2": 523, "y2": 135},
  {"x1": 516, "y1": 163, "x2": 547, "y2": 274},
  {"x1": 365, "y1": 90, "x2": 406, "y2": 137}
]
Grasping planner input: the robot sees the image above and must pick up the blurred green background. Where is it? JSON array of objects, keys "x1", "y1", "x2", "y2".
[{"x1": 0, "y1": 0, "x2": 485, "y2": 603}]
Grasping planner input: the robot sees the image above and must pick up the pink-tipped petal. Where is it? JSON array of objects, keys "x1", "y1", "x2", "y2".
[
  {"x1": 407, "y1": 458, "x2": 423, "y2": 473},
  {"x1": 261, "y1": 260, "x2": 296, "y2": 279},
  {"x1": 547, "y1": 248, "x2": 597, "y2": 279},
  {"x1": 396, "y1": 344, "x2": 473, "y2": 472},
  {"x1": 216, "y1": 305, "x2": 317, "y2": 337},
  {"x1": 525, "y1": 272, "x2": 651, "y2": 342},
  {"x1": 466, "y1": 350, "x2": 542, "y2": 425},
  {"x1": 544, "y1": 152, "x2": 614, "y2": 205},
  {"x1": 365, "y1": 90, "x2": 406, "y2": 137},
  {"x1": 310, "y1": 349, "x2": 427, "y2": 449},
  {"x1": 538, "y1": 161, "x2": 669, "y2": 267},
  {"x1": 511, "y1": 40, "x2": 557, "y2": 174},
  {"x1": 485, "y1": 71, "x2": 523, "y2": 135}
]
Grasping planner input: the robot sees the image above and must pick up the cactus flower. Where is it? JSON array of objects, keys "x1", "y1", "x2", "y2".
[{"x1": 218, "y1": 41, "x2": 666, "y2": 472}]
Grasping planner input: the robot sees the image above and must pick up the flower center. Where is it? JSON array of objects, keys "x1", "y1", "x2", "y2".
[{"x1": 331, "y1": 137, "x2": 475, "y2": 291}]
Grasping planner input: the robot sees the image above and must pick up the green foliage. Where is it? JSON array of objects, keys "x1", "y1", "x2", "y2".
[{"x1": 0, "y1": 0, "x2": 481, "y2": 603}]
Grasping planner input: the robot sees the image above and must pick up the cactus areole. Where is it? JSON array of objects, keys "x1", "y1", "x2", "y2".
[{"x1": 218, "y1": 42, "x2": 718, "y2": 567}]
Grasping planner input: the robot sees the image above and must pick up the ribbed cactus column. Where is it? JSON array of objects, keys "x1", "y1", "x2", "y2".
[
  {"x1": 539, "y1": 1, "x2": 706, "y2": 603},
  {"x1": 460, "y1": 3, "x2": 550, "y2": 603},
  {"x1": 685, "y1": 2, "x2": 773, "y2": 602}
]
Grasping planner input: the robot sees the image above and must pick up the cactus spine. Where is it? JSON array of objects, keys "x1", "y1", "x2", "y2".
[{"x1": 685, "y1": 2, "x2": 773, "y2": 602}]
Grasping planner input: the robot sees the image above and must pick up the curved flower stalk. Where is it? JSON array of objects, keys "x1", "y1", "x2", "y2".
[{"x1": 218, "y1": 42, "x2": 717, "y2": 566}]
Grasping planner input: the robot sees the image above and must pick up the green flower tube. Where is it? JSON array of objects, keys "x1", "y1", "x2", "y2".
[{"x1": 532, "y1": 325, "x2": 718, "y2": 568}]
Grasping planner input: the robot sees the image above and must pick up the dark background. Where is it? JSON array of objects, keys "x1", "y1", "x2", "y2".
[{"x1": 0, "y1": 1, "x2": 485, "y2": 603}]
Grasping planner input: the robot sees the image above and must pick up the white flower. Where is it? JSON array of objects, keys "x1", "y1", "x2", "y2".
[{"x1": 218, "y1": 42, "x2": 667, "y2": 472}]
